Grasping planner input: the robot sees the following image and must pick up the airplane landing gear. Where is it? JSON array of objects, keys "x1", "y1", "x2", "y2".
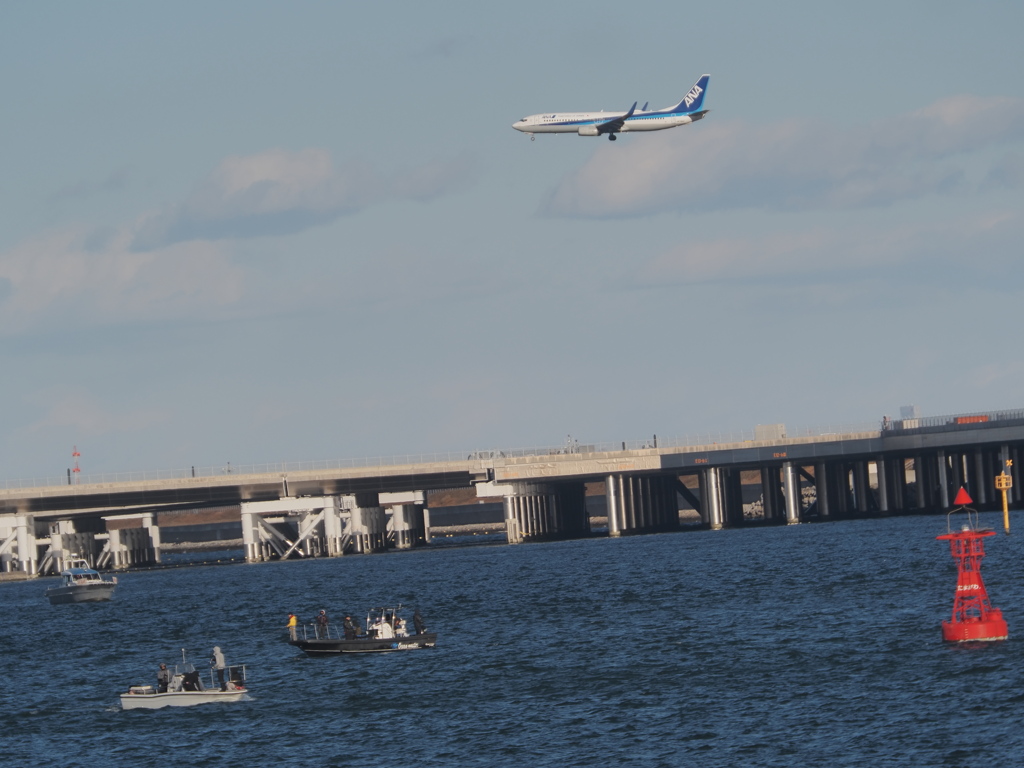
[
  {"x1": 608, "y1": 134, "x2": 617, "y2": 141},
  {"x1": 530, "y1": 135, "x2": 535, "y2": 141}
]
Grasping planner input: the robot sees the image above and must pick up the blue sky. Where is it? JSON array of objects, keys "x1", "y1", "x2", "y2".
[{"x1": 2, "y1": 1, "x2": 1023, "y2": 479}]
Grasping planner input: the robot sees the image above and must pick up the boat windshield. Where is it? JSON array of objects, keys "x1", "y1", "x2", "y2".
[{"x1": 62, "y1": 568, "x2": 101, "y2": 584}]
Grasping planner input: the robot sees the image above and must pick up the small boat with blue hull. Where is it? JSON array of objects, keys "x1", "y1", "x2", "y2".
[
  {"x1": 289, "y1": 606, "x2": 437, "y2": 656},
  {"x1": 45, "y1": 559, "x2": 117, "y2": 605}
]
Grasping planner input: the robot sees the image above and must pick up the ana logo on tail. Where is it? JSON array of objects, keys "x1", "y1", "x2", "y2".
[{"x1": 683, "y1": 84, "x2": 703, "y2": 109}]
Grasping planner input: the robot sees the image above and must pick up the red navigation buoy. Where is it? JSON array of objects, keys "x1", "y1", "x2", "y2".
[{"x1": 936, "y1": 488, "x2": 1008, "y2": 642}]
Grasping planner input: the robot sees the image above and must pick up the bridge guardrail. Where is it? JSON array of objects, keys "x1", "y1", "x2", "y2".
[{"x1": 3, "y1": 408, "x2": 1018, "y2": 492}]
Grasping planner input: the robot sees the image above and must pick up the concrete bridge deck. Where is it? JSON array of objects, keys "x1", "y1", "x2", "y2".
[{"x1": 1, "y1": 408, "x2": 1022, "y2": 575}]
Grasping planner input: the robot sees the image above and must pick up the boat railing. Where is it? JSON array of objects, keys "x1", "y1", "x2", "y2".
[{"x1": 299, "y1": 622, "x2": 341, "y2": 641}]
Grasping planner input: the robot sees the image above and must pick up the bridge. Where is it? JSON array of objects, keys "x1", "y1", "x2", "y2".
[{"x1": 1, "y1": 408, "x2": 1021, "y2": 576}]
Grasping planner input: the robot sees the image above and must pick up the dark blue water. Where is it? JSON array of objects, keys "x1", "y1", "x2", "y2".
[{"x1": 3, "y1": 513, "x2": 1024, "y2": 767}]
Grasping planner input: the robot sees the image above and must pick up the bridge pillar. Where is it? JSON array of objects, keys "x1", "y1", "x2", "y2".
[
  {"x1": 503, "y1": 482, "x2": 590, "y2": 544},
  {"x1": 782, "y1": 462, "x2": 800, "y2": 524},
  {"x1": 704, "y1": 468, "x2": 724, "y2": 530},
  {"x1": 761, "y1": 467, "x2": 780, "y2": 522},
  {"x1": 815, "y1": 463, "x2": 830, "y2": 519},
  {"x1": 972, "y1": 451, "x2": 988, "y2": 505},
  {"x1": 240, "y1": 507, "x2": 267, "y2": 562},
  {"x1": 241, "y1": 495, "x2": 356, "y2": 561},
  {"x1": 103, "y1": 526, "x2": 157, "y2": 569},
  {"x1": 721, "y1": 470, "x2": 745, "y2": 527},
  {"x1": 348, "y1": 495, "x2": 386, "y2": 554},
  {"x1": 950, "y1": 452, "x2": 964, "y2": 496},
  {"x1": 16, "y1": 514, "x2": 37, "y2": 575},
  {"x1": 853, "y1": 462, "x2": 869, "y2": 514},
  {"x1": 893, "y1": 458, "x2": 907, "y2": 511},
  {"x1": 380, "y1": 492, "x2": 427, "y2": 550},
  {"x1": 604, "y1": 475, "x2": 677, "y2": 535},
  {"x1": 838, "y1": 464, "x2": 852, "y2": 517},
  {"x1": 388, "y1": 504, "x2": 426, "y2": 549},
  {"x1": 606, "y1": 475, "x2": 622, "y2": 537},
  {"x1": 322, "y1": 497, "x2": 346, "y2": 556},
  {"x1": 876, "y1": 458, "x2": 889, "y2": 514},
  {"x1": 141, "y1": 512, "x2": 161, "y2": 564},
  {"x1": 45, "y1": 520, "x2": 100, "y2": 573},
  {"x1": 912, "y1": 456, "x2": 926, "y2": 509},
  {"x1": 937, "y1": 451, "x2": 950, "y2": 509}
]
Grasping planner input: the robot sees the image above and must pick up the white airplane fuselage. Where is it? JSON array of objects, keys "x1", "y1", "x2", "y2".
[{"x1": 513, "y1": 110, "x2": 703, "y2": 135}]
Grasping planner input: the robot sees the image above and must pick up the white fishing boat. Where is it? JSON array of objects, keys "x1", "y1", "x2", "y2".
[
  {"x1": 120, "y1": 650, "x2": 248, "y2": 710},
  {"x1": 45, "y1": 558, "x2": 117, "y2": 605}
]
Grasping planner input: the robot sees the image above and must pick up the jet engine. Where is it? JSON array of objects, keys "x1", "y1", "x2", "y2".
[{"x1": 577, "y1": 126, "x2": 600, "y2": 136}]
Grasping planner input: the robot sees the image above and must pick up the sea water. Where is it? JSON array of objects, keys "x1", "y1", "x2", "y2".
[{"x1": 2, "y1": 513, "x2": 1023, "y2": 767}]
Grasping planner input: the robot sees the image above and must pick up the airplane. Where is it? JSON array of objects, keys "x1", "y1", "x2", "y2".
[{"x1": 512, "y1": 74, "x2": 710, "y2": 142}]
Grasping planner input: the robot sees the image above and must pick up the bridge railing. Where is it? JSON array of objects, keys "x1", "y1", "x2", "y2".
[
  {"x1": 0, "y1": 423, "x2": 878, "y2": 491},
  {"x1": 884, "y1": 408, "x2": 1024, "y2": 435},
  {"x1": 2, "y1": 408, "x2": 1018, "y2": 492}
]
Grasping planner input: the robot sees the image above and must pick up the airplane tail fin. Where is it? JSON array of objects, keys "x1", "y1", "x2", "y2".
[{"x1": 667, "y1": 74, "x2": 709, "y2": 114}]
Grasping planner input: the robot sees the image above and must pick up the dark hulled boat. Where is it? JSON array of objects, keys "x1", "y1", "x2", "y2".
[{"x1": 289, "y1": 607, "x2": 436, "y2": 656}]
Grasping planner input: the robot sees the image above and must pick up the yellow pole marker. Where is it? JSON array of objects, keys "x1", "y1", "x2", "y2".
[{"x1": 995, "y1": 459, "x2": 1013, "y2": 534}]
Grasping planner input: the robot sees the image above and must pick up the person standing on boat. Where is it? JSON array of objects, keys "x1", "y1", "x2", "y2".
[
  {"x1": 316, "y1": 609, "x2": 329, "y2": 638},
  {"x1": 211, "y1": 646, "x2": 227, "y2": 691},
  {"x1": 343, "y1": 615, "x2": 357, "y2": 639},
  {"x1": 286, "y1": 613, "x2": 298, "y2": 641},
  {"x1": 413, "y1": 609, "x2": 426, "y2": 636},
  {"x1": 156, "y1": 663, "x2": 171, "y2": 693}
]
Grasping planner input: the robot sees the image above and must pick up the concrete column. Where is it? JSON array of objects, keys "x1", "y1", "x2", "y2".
[
  {"x1": 950, "y1": 452, "x2": 963, "y2": 495},
  {"x1": 106, "y1": 528, "x2": 123, "y2": 568},
  {"x1": 696, "y1": 471, "x2": 708, "y2": 526},
  {"x1": 623, "y1": 477, "x2": 636, "y2": 531},
  {"x1": 783, "y1": 462, "x2": 800, "y2": 525},
  {"x1": 876, "y1": 458, "x2": 889, "y2": 514},
  {"x1": 241, "y1": 508, "x2": 262, "y2": 562},
  {"x1": 322, "y1": 497, "x2": 345, "y2": 556},
  {"x1": 937, "y1": 451, "x2": 950, "y2": 509},
  {"x1": 350, "y1": 504, "x2": 386, "y2": 553},
  {"x1": 606, "y1": 475, "x2": 621, "y2": 537},
  {"x1": 705, "y1": 468, "x2": 723, "y2": 530},
  {"x1": 503, "y1": 496, "x2": 521, "y2": 544},
  {"x1": 761, "y1": 467, "x2": 777, "y2": 521},
  {"x1": 815, "y1": 463, "x2": 830, "y2": 519},
  {"x1": 835, "y1": 466, "x2": 851, "y2": 520},
  {"x1": 921, "y1": 456, "x2": 929, "y2": 512},
  {"x1": 390, "y1": 504, "x2": 425, "y2": 549},
  {"x1": 894, "y1": 458, "x2": 907, "y2": 511},
  {"x1": 854, "y1": 462, "x2": 869, "y2": 514},
  {"x1": 724, "y1": 470, "x2": 745, "y2": 527},
  {"x1": 640, "y1": 476, "x2": 653, "y2": 528},
  {"x1": 15, "y1": 514, "x2": 36, "y2": 575},
  {"x1": 140, "y1": 512, "x2": 161, "y2": 565},
  {"x1": 502, "y1": 483, "x2": 588, "y2": 543},
  {"x1": 973, "y1": 451, "x2": 988, "y2": 505}
]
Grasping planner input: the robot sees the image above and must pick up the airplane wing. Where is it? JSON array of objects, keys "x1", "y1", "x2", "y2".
[{"x1": 596, "y1": 102, "x2": 637, "y2": 134}]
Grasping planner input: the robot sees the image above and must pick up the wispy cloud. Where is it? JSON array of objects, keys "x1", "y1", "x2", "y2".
[
  {"x1": 0, "y1": 227, "x2": 244, "y2": 336},
  {"x1": 133, "y1": 148, "x2": 477, "y2": 249},
  {"x1": 634, "y1": 209, "x2": 1024, "y2": 285},
  {"x1": 543, "y1": 94, "x2": 1024, "y2": 218}
]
